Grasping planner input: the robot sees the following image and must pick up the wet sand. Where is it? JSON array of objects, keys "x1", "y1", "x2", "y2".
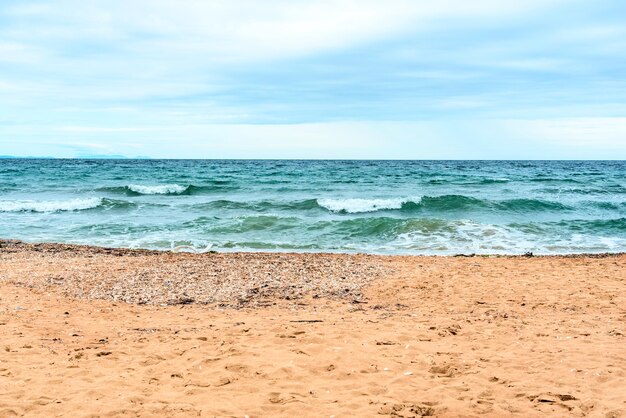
[{"x1": 1, "y1": 241, "x2": 625, "y2": 417}]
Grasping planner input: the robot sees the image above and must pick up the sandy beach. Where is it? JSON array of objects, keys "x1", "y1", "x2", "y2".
[{"x1": 1, "y1": 240, "x2": 625, "y2": 417}]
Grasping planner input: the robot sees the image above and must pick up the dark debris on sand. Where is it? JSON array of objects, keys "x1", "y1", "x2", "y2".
[{"x1": 0, "y1": 240, "x2": 392, "y2": 307}]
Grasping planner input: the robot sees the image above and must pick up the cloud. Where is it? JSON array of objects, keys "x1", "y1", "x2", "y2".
[
  {"x1": 2, "y1": 1, "x2": 569, "y2": 62},
  {"x1": 502, "y1": 118, "x2": 626, "y2": 148},
  {"x1": 0, "y1": 0, "x2": 624, "y2": 158}
]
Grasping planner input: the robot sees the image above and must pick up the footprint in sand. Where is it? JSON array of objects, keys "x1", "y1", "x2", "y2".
[
  {"x1": 378, "y1": 402, "x2": 435, "y2": 417},
  {"x1": 268, "y1": 392, "x2": 296, "y2": 405},
  {"x1": 428, "y1": 364, "x2": 457, "y2": 377}
]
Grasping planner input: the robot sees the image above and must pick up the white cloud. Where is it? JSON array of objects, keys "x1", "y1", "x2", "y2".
[
  {"x1": 502, "y1": 118, "x2": 626, "y2": 148},
  {"x1": 0, "y1": 41, "x2": 40, "y2": 63},
  {"x1": 5, "y1": 0, "x2": 568, "y2": 63},
  {"x1": 1, "y1": 0, "x2": 624, "y2": 160},
  {"x1": 59, "y1": 126, "x2": 154, "y2": 133}
]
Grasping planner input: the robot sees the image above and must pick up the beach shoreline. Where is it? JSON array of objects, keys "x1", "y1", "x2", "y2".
[
  {"x1": 1, "y1": 240, "x2": 625, "y2": 417},
  {"x1": 3, "y1": 238, "x2": 626, "y2": 257}
]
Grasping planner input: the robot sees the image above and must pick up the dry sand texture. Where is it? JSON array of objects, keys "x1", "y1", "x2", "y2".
[{"x1": 0, "y1": 240, "x2": 625, "y2": 417}]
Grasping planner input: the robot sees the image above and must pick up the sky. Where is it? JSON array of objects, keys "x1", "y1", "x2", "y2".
[{"x1": 1, "y1": 0, "x2": 625, "y2": 159}]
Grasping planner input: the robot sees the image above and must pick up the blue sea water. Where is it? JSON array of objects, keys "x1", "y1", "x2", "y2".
[{"x1": 0, "y1": 159, "x2": 625, "y2": 254}]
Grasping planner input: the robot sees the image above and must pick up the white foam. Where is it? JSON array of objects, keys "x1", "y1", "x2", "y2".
[
  {"x1": 127, "y1": 184, "x2": 188, "y2": 195},
  {"x1": 0, "y1": 197, "x2": 103, "y2": 213},
  {"x1": 317, "y1": 198, "x2": 416, "y2": 213},
  {"x1": 386, "y1": 219, "x2": 626, "y2": 255}
]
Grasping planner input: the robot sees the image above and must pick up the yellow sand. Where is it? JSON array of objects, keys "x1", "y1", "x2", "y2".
[{"x1": 1, "y1": 248, "x2": 625, "y2": 417}]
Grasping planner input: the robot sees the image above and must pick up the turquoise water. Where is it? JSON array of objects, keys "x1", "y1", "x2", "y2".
[{"x1": 0, "y1": 159, "x2": 624, "y2": 254}]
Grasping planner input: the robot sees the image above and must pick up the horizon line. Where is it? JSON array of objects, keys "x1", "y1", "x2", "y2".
[{"x1": 1, "y1": 156, "x2": 625, "y2": 162}]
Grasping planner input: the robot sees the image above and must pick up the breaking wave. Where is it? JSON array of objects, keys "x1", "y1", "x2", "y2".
[
  {"x1": 99, "y1": 183, "x2": 236, "y2": 196},
  {"x1": 310, "y1": 198, "x2": 407, "y2": 213},
  {"x1": 127, "y1": 184, "x2": 188, "y2": 195},
  {"x1": 0, "y1": 197, "x2": 139, "y2": 213},
  {"x1": 0, "y1": 197, "x2": 104, "y2": 213},
  {"x1": 316, "y1": 195, "x2": 572, "y2": 213}
]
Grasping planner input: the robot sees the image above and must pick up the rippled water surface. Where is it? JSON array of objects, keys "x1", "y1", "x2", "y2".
[{"x1": 1, "y1": 159, "x2": 624, "y2": 254}]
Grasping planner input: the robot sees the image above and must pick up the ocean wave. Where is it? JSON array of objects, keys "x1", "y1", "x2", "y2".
[
  {"x1": 127, "y1": 184, "x2": 189, "y2": 195},
  {"x1": 479, "y1": 178, "x2": 510, "y2": 184},
  {"x1": 557, "y1": 218, "x2": 626, "y2": 233},
  {"x1": 0, "y1": 197, "x2": 104, "y2": 213},
  {"x1": 491, "y1": 198, "x2": 571, "y2": 212},
  {"x1": 219, "y1": 241, "x2": 322, "y2": 250},
  {"x1": 184, "y1": 215, "x2": 452, "y2": 238},
  {"x1": 0, "y1": 197, "x2": 140, "y2": 213},
  {"x1": 185, "y1": 215, "x2": 302, "y2": 233},
  {"x1": 312, "y1": 217, "x2": 454, "y2": 238},
  {"x1": 586, "y1": 201, "x2": 626, "y2": 210},
  {"x1": 316, "y1": 195, "x2": 571, "y2": 214},
  {"x1": 100, "y1": 183, "x2": 237, "y2": 196},
  {"x1": 317, "y1": 198, "x2": 409, "y2": 213},
  {"x1": 408, "y1": 196, "x2": 572, "y2": 212},
  {"x1": 529, "y1": 177, "x2": 582, "y2": 184},
  {"x1": 538, "y1": 185, "x2": 626, "y2": 195},
  {"x1": 99, "y1": 185, "x2": 189, "y2": 195},
  {"x1": 0, "y1": 182, "x2": 18, "y2": 192},
  {"x1": 151, "y1": 218, "x2": 626, "y2": 253},
  {"x1": 191, "y1": 195, "x2": 574, "y2": 214},
  {"x1": 427, "y1": 177, "x2": 510, "y2": 185},
  {"x1": 508, "y1": 218, "x2": 626, "y2": 236},
  {"x1": 193, "y1": 199, "x2": 321, "y2": 212}
]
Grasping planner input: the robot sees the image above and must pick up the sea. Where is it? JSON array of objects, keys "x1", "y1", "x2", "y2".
[{"x1": 0, "y1": 159, "x2": 624, "y2": 255}]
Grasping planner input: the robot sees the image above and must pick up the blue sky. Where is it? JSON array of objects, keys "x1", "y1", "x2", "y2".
[{"x1": 1, "y1": 0, "x2": 625, "y2": 159}]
